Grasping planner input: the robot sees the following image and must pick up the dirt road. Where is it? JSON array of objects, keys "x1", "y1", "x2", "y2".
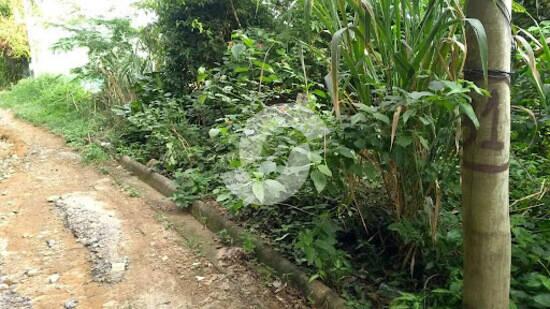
[{"x1": 0, "y1": 109, "x2": 306, "y2": 309}]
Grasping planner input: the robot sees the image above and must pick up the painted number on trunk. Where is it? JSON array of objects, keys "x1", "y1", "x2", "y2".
[{"x1": 463, "y1": 90, "x2": 509, "y2": 174}]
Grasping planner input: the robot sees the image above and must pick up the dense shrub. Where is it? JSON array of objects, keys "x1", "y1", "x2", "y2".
[
  {"x1": 0, "y1": 56, "x2": 28, "y2": 89},
  {"x1": 140, "y1": 0, "x2": 281, "y2": 94},
  {"x1": 2, "y1": 0, "x2": 547, "y2": 307},
  {"x1": 0, "y1": 0, "x2": 29, "y2": 88},
  {"x1": 53, "y1": 18, "x2": 151, "y2": 109}
]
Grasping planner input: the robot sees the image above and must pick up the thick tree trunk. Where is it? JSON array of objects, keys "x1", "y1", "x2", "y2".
[{"x1": 463, "y1": 0, "x2": 512, "y2": 308}]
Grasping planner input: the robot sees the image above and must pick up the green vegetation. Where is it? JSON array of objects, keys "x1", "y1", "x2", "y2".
[
  {"x1": 0, "y1": 75, "x2": 108, "y2": 163},
  {"x1": 0, "y1": 0, "x2": 29, "y2": 88},
  {"x1": 0, "y1": 0, "x2": 548, "y2": 307}
]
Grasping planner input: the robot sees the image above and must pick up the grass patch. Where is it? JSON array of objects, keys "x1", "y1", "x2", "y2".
[{"x1": 0, "y1": 75, "x2": 109, "y2": 164}]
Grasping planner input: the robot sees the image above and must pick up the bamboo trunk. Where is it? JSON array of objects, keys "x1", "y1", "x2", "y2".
[{"x1": 463, "y1": 0, "x2": 512, "y2": 308}]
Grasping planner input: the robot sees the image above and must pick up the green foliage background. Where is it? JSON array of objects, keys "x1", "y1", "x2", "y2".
[
  {"x1": 0, "y1": 0, "x2": 29, "y2": 88},
  {"x1": 0, "y1": 0, "x2": 548, "y2": 307}
]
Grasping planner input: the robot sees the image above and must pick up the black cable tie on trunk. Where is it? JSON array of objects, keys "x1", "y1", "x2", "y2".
[{"x1": 464, "y1": 69, "x2": 513, "y2": 83}]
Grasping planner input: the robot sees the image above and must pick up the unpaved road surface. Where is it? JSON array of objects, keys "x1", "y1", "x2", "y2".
[{"x1": 0, "y1": 110, "x2": 306, "y2": 309}]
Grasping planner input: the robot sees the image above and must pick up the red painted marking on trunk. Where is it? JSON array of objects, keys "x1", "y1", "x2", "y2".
[{"x1": 463, "y1": 160, "x2": 509, "y2": 174}]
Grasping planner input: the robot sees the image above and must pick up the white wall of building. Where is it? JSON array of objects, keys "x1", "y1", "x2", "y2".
[{"x1": 24, "y1": 0, "x2": 150, "y2": 76}]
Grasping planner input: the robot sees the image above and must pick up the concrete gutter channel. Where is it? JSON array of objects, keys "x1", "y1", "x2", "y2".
[{"x1": 119, "y1": 156, "x2": 348, "y2": 309}]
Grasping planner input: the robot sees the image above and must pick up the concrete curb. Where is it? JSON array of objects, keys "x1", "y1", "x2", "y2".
[{"x1": 119, "y1": 156, "x2": 348, "y2": 309}]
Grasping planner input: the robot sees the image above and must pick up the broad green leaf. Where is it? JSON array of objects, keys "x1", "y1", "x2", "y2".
[
  {"x1": 229, "y1": 160, "x2": 241, "y2": 168},
  {"x1": 408, "y1": 91, "x2": 432, "y2": 101},
  {"x1": 231, "y1": 43, "x2": 246, "y2": 60},
  {"x1": 373, "y1": 112, "x2": 390, "y2": 124},
  {"x1": 417, "y1": 135, "x2": 430, "y2": 150},
  {"x1": 262, "y1": 74, "x2": 280, "y2": 83},
  {"x1": 208, "y1": 128, "x2": 220, "y2": 138},
  {"x1": 264, "y1": 179, "x2": 286, "y2": 195},
  {"x1": 402, "y1": 108, "x2": 416, "y2": 124},
  {"x1": 465, "y1": 18, "x2": 489, "y2": 84},
  {"x1": 259, "y1": 161, "x2": 277, "y2": 174},
  {"x1": 460, "y1": 102, "x2": 480, "y2": 129},
  {"x1": 308, "y1": 151, "x2": 323, "y2": 163},
  {"x1": 312, "y1": 89, "x2": 327, "y2": 98},
  {"x1": 534, "y1": 294, "x2": 550, "y2": 307},
  {"x1": 418, "y1": 116, "x2": 432, "y2": 126},
  {"x1": 310, "y1": 170, "x2": 327, "y2": 192},
  {"x1": 253, "y1": 60, "x2": 274, "y2": 73},
  {"x1": 395, "y1": 135, "x2": 413, "y2": 147},
  {"x1": 234, "y1": 66, "x2": 249, "y2": 73},
  {"x1": 198, "y1": 93, "x2": 207, "y2": 105},
  {"x1": 351, "y1": 113, "x2": 367, "y2": 125},
  {"x1": 511, "y1": 1, "x2": 527, "y2": 13},
  {"x1": 317, "y1": 164, "x2": 333, "y2": 177},
  {"x1": 216, "y1": 193, "x2": 230, "y2": 202},
  {"x1": 336, "y1": 146, "x2": 355, "y2": 158},
  {"x1": 429, "y1": 80, "x2": 445, "y2": 91},
  {"x1": 243, "y1": 37, "x2": 254, "y2": 47},
  {"x1": 252, "y1": 181, "x2": 264, "y2": 204}
]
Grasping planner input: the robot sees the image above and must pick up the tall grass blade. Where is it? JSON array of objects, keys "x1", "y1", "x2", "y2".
[{"x1": 465, "y1": 18, "x2": 489, "y2": 84}]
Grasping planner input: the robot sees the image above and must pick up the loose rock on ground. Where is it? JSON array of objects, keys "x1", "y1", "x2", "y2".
[{"x1": 0, "y1": 109, "x2": 307, "y2": 308}]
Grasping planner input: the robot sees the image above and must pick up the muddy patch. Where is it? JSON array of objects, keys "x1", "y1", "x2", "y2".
[
  {"x1": 0, "y1": 239, "x2": 32, "y2": 309},
  {"x1": 51, "y1": 193, "x2": 128, "y2": 283}
]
